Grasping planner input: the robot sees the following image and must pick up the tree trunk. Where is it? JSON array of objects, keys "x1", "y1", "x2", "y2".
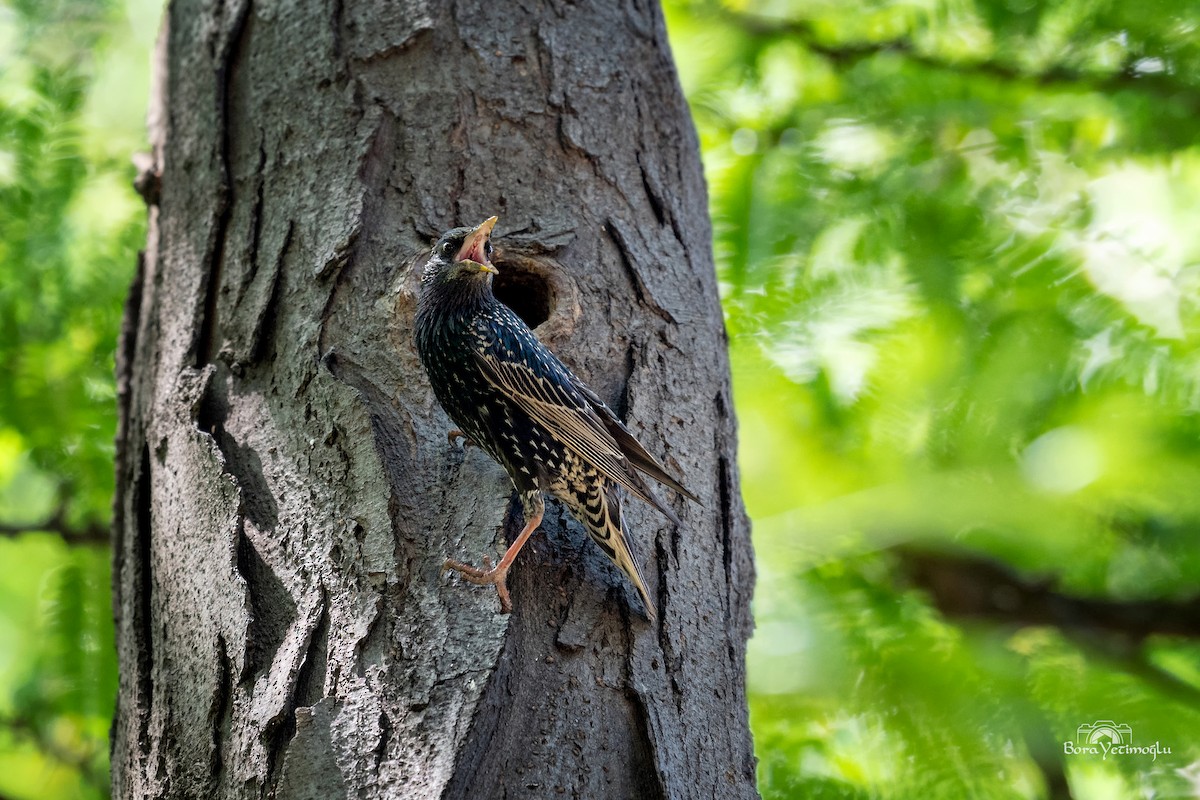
[{"x1": 111, "y1": 0, "x2": 757, "y2": 797}]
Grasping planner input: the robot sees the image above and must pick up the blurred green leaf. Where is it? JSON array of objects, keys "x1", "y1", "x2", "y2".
[
  {"x1": 666, "y1": 0, "x2": 1200, "y2": 796},
  {"x1": 0, "y1": 0, "x2": 153, "y2": 795},
  {"x1": 4, "y1": 0, "x2": 1200, "y2": 797}
]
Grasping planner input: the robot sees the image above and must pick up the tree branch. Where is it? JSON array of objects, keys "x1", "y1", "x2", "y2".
[
  {"x1": 724, "y1": 11, "x2": 1200, "y2": 112},
  {"x1": 899, "y1": 547, "x2": 1200, "y2": 707},
  {"x1": 898, "y1": 547, "x2": 1200, "y2": 641},
  {"x1": 0, "y1": 507, "x2": 109, "y2": 546}
]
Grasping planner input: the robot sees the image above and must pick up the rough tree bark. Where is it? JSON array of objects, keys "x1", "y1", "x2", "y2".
[{"x1": 111, "y1": 0, "x2": 757, "y2": 797}]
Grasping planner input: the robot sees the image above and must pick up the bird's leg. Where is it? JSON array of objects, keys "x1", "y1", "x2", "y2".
[
  {"x1": 444, "y1": 504, "x2": 543, "y2": 614},
  {"x1": 447, "y1": 429, "x2": 478, "y2": 448}
]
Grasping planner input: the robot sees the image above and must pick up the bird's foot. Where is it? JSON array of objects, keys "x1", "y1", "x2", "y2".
[
  {"x1": 443, "y1": 556, "x2": 512, "y2": 613},
  {"x1": 442, "y1": 508, "x2": 542, "y2": 615},
  {"x1": 447, "y1": 429, "x2": 478, "y2": 448}
]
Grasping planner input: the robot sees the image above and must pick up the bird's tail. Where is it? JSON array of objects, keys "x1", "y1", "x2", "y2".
[{"x1": 581, "y1": 485, "x2": 656, "y2": 621}]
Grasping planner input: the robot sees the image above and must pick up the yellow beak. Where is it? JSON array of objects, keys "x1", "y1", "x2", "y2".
[
  {"x1": 456, "y1": 216, "x2": 499, "y2": 270},
  {"x1": 473, "y1": 215, "x2": 498, "y2": 237}
]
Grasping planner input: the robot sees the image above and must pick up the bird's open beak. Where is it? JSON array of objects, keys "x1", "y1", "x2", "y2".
[{"x1": 456, "y1": 216, "x2": 499, "y2": 274}]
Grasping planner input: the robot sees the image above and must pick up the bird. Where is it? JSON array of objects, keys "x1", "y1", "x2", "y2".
[{"x1": 414, "y1": 216, "x2": 698, "y2": 619}]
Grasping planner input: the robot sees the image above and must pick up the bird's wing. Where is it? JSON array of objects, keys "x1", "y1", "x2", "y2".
[
  {"x1": 568, "y1": 376, "x2": 699, "y2": 503},
  {"x1": 472, "y1": 348, "x2": 683, "y2": 520}
]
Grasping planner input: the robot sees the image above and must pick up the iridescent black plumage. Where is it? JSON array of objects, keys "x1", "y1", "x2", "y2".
[{"x1": 415, "y1": 217, "x2": 697, "y2": 618}]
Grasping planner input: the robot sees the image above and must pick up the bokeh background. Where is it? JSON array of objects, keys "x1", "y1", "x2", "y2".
[{"x1": 3, "y1": 0, "x2": 1199, "y2": 797}]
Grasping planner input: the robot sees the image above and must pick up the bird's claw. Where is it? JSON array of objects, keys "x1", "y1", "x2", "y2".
[
  {"x1": 443, "y1": 557, "x2": 512, "y2": 613},
  {"x1": 447, "y1": 429, "x2": 478, "y2": 448}
]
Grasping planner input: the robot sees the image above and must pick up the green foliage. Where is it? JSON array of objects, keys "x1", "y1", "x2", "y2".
[
  {"x1": 0, "y1": 0, "x2": 152, "y2": 795},
  {"x1": 0, "y1": 538, "x2": 114, "y2": 797},
  {"x1": 0, "y1": 0, "x2": 146, "y2": 529},
  {"x1": 3, "y1": 0, "x2": 1200, "y2": 797},
  {"x1": 664, "y1": 0, "x2": 1200, "y2": 797}
]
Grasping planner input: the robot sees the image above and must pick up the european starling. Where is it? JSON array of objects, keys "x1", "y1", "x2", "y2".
[{"x1": 415, "y1": 217, "x2": 697, "y2": 619}]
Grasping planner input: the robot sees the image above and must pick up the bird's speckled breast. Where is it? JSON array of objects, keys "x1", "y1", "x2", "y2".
[{"x1": 417, "y1": 300, "x2": 557, "y2": 494}]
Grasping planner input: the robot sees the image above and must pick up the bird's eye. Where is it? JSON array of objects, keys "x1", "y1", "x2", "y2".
[
  {"x1": 440, "y1": 241, "x2": 456, "y2": 257},
  {"x1": 484, "y1": 241, "x2": 493, "y2": 259}
]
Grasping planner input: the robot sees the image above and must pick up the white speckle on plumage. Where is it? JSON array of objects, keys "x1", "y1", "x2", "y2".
[{"x1": 414, "y1": 217, "x2": 696, "y2": 620}]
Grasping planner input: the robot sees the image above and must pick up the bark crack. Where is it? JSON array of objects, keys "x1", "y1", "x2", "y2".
[
  {"x1": 441, "y1": 635, "x2": 519, "y2": 800},
  {"x1": 330, "y1": 0, "x2": 344, "y2": 61},
  {"x1": 261, "y1": 706, "x2": 295, "y2": 800},
  {"x1": 248, "y1": 219, "x2": 293, "y2": 364},
  {"x1": 135, "y1": 445, "x2": 155, "y2": 759},
  {"x1": 652, "y1": 534, "x2": 684, "y2": 708},
  {"x1": 197, "y1": 372, "x2": 280, "y2": 532},
  {"x1": 239, "y1": 131, "x2": 268, "y2": 297},
  {"x1": 624, "y1": 689, "x2": 668, "y2": 800},
  {"x1": 208, "y1": 634, "x2": 233, "y2": 793},
  {"x1": 194, "y1": 0, "x2": 254, "y2": 367},
  {"x1": 373, "y1": 709, "x2": 392, "y2": 771},
  {"x1": 717, "y1": 455, "x2": 734, "y2": 629},
  {"x1": 615, "y1": 342, "x2": 638, "y2": 419},
  {"x1": 112, "y1": 252, "x2": 147, "y2": 609},
  {"x1": 637, "y1": 157, "x2": 666, "y2": 228},
  {"x1": 605, "y1": 218, "x2": 676, "y2": 324},
  {"x1": 262, "y1": 592, "x2": 329, "y2": 797},
  {"x1": 294, "y1": 585, "x2": 330, "y2": 708},
  {"x1": 633, "y1": 93, "x2": 688, "y2": 251},
  {"x1": 236, "y1": 527, "x2": 297, "y2": 682}
]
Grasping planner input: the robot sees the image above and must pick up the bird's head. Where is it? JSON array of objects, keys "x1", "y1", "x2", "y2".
[{"x1": 422, "y1": 216, "x2": 499, "y2": 287}]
